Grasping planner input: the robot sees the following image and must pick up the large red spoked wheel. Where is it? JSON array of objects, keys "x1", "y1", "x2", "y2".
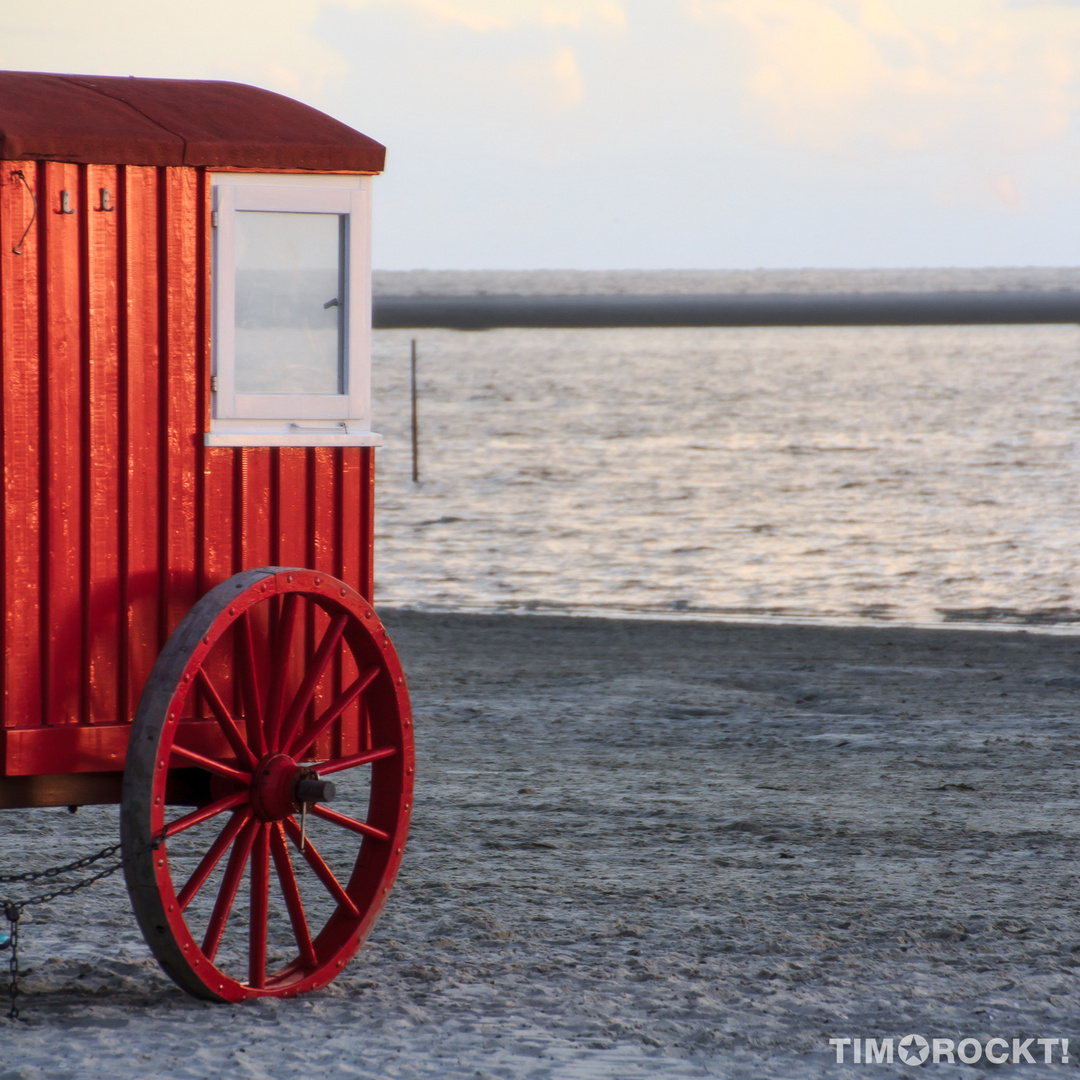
[{"x1": 121, "y1": 568, "x2": 413, "y2": 1001}]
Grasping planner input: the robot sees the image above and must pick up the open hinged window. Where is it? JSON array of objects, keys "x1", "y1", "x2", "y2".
[{"x1": 207, "y1": 175, "x2": 380, "y2": 446}]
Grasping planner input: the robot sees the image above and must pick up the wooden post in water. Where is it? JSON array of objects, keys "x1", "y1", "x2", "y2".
[{"x1": 410, "y1": 338, "x2": 419, "y2": 483}]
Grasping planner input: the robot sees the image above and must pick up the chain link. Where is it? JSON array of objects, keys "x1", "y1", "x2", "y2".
[{"x1": 0, "y1": 843, "x2": 124, "y2": 1020}]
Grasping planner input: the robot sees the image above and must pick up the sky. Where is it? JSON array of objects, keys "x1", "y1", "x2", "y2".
[{"x1": 3, "y1": 0, "x2": 1080, "y2": 269}]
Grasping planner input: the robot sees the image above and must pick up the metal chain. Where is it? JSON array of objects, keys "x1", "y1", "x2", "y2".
[
  {"x1": 3, "y1": 903, "x2": 18, "y2": 1024},
  {"x1": 0, "y1": 842, "x2": 120, "y2": 885},
  {"x1": 0, "y1": 843, "x2": 123, "y2": 1020}
]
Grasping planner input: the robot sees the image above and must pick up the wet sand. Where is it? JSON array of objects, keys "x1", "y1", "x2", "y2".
[{"x1": 4, "y1": 612, "x2": 1080, "y2": 1077}]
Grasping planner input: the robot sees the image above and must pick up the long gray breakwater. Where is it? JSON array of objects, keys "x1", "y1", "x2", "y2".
[{"x1": 373, "y1": 291, "x2": 1080, "y2": 329}]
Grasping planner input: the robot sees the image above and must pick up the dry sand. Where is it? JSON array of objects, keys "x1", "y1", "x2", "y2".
[{"x1": 3, "y1": 612, "x2": 1080, "y2": 1078}]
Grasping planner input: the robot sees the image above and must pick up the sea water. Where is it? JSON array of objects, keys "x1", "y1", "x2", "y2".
[{"x1": 370, "y1": 269, "x2": 1080, "y2": 629}]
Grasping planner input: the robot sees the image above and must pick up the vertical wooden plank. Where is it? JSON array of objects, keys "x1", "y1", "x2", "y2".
[
  {"x1": 268, "y1": 449, "x2": 281, "y2": 566},
  {"x1": 43, "y1": 161, "x2": 83, "y2": 726},
  {"x1": 161, "y1": 167, "x2": 199, "y2": 644},
  {"x1": 310, "y1": 447, "x2": 335, "y2": 755},
  {"x1": 311, "y1": 448, "x2": 336, "y2": 575},
  {"x1": 359, "y1": 447, "x2": 376, "y2": 756},
  {"x1": 270, "y1": 447, "x2": 303, "y2": 732},
  {"x1": 339, "y1": 448, "x2": 361, "y2": 591},
  {"x1": 200, "y1": 447, "x2": 236, "y2": 720},
  {"x1": 359, "y1": 446, "x2": 375, "y2": 601},
  {"x1": 124, "y1": 166, "x2": 162, "y2": 722},
  {"x1": 84, "y1": 164, "x2": 121, "y2": 725},
  {"x1": 337, "y1": 447, "x2": 361, "y2": 755},
  {"x1": 241, "y1": 448, "x2": 273, "y2": 570},
  {"x1": 263, "y1": 442, "x2": 298, "y2": 730},
  {"x1": 194, "y1": 169, "x2": 209, "y2": 597},
  {"x1": 238, "y1": 446, "x2": 273, "y2": 720},
  {"x1": 275, "y1": 448, "x2": 307, "y2": 568},
  {"x1": 192, "y1": 175, "x2": 227, "y2": 722},
  {"x1": 202, "y1": 450, "x2": 236, "y2": 588},
  {"x1": 0, "y1": 171, "x2": 7, "y2": 728},
  {"x1": 0, "y1": 162, "x2": 43, "y2": 729}
]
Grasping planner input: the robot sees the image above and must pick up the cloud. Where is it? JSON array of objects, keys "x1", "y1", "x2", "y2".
[
  {"x1": 552, "y1": 45, "x2": 586, "y2": 106},
  {"x1": 691, "y1": 0, "x2": 1080, "y2": 157},
  {"x1": 936, "y1": 168, "x2": 1028, "y2": 213},
  {"x1": 335, "y1": 0, "x2": 625, "y2": 32},
  {"x1": 0, "y1": 0, "x2": 622, "y2": 108},
  {"x1": 0, "y1": 0, "x2": 347, "y2": 99},
  {"x1": 323, "y1": 0, "x2": 621, "y2": 115},
  {"x1": 990, "y1": 171, "x2": 1023, "y2": 208}
]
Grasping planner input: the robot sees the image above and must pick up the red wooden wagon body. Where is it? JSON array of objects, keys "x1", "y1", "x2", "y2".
[{"x1": 0, "y1": 72, "x2": 413, "y2": 1001}]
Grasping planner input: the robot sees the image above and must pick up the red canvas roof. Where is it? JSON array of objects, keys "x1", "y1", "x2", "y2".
[{"x1": 0, "y1": 71, "x2": 385, "y2": 172}]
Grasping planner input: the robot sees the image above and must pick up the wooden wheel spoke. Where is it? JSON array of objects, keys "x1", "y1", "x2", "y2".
[
  {"x1": 316, "y1": 745, "x2": 398, "y2": 776},
  {"x1": 169, "y1": 743, "x2": 252, "y2": 785},
  {"x1": 239, "y1": 611, "x2": 267, "y2": 757},
  {"x1": 178, "y1": 808, "x2": 251, "y2": 911},
  {"x1": 265, "y1": 593, "x2": 299, "y2": 751},
  {"x1": 309, "y1": 803, "x2": 390, "y2": 843},
  {"x1": 202, "y1": 817, "x2": 259, "y2": 962},
  {"x1": 276, "y1": 613, "x2": 349, "y2": 754},
  {"x1": 270, "y1": 824, "x2": 317, "y2": 968},
  {"x1": 282, "y1": 816, "x2": 361, "y2": 918},
  {"x1": 249, "y1": 823, "x2": 271, "y2": 988},
  {"x1": 196, "y1": 668, "x2": 258, "y2": 770},
  {"x1": 289, "y1": 667, "x2": 379, "y2": 762},
  {"x1": 161, "y1": 790, "x2": 248, "y2": 842}
]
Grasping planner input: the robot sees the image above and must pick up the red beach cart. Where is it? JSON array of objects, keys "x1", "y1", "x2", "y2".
[{"x1": 0, "y1": 72, "x2": 413, "y2": 1000}]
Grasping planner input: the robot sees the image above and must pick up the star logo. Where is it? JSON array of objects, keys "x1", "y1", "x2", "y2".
[{"x1": 898, "y1": 1034, "x2": 930, "y2": 1065}]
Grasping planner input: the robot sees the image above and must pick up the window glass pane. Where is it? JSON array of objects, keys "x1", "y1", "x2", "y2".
[{"x1": 234, "y1": 211, "x2": 344, "y2": 395}]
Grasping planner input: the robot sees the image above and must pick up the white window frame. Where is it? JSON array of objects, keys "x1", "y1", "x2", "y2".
[{"x1": 207, "y1": 173, "x2": 380, "y2": 447}]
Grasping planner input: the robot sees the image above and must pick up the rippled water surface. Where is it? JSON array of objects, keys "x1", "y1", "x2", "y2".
[{"x1": 370, "y1": 271, "x2": 1080, "y2": 627}]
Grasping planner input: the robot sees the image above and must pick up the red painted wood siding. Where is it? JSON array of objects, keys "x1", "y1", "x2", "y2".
[{"x1": 0, "y1": 161, "x2": 375, "y2": 751}]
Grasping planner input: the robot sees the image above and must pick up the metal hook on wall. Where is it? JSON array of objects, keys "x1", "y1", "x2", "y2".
[
  {"x1": 97, "y1": 188, "x2": 114, "y2": 213},
  {"x1": 59, "y1": 190, "x2": 75, "y2": 215},
  {"x1": 10, "y1": 171, "x2": 36, "y2": 256}
]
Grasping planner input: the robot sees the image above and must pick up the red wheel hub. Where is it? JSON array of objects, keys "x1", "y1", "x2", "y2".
[{"x1": 250, "y1": 754, "x2": 308, "y2": 822}]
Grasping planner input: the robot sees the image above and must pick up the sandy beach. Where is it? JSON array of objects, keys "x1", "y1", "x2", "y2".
[{"x1": 4, "y1": 611, "x2": 1080, "y2": 1077}]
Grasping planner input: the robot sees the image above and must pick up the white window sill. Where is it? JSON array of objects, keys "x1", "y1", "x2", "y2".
[{"x1": 205, "y1": 425, "x2": 382, "y2": 448}]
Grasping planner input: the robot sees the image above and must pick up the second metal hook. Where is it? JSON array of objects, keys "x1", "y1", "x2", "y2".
[{"x1": 10, "y1": 170, "x2": 36, "y2": 255}]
